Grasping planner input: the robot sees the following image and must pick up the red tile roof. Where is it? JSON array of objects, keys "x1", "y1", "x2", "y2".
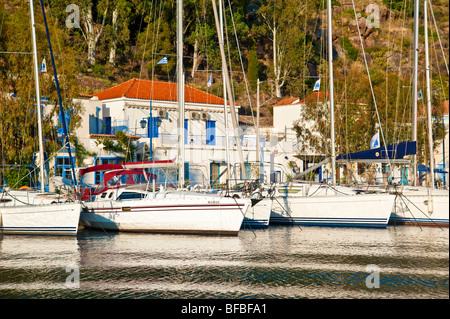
[
  {"x1": 92, "y1": 78, "x2": 228, "y2": 105},
  {"x1": 274, "y1": 97, "x2": 300, "y2": 106},
  {"x1": 273, "y1": 92, "x2": 328, "y2": 107}
]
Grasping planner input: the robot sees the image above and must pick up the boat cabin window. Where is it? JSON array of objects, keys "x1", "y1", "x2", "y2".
[
  {"x1": 117, "y1": 192, "x2": 145, "y2": 200},
  {"x1": 100, "y1": 192, "x2": 108, "y2": 198}
]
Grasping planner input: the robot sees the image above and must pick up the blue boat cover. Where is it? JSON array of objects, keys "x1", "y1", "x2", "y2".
[{"x1": 336, "y1": 141, "x2": 417, "y2": 161}]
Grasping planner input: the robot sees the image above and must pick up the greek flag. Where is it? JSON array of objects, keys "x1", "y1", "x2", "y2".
[
  {"x1": 39, "y1": 58, "x2": 47, "y2": 72},
  {"x1": 313, "y1": 79, "x2": 320, "y2": 91},
  {"x1": 207, "y1": 74, "x2": 212, "y2": 87},
  {"x1": 157, "y1": 56, "x2": 168, "y2": 65},
  {"x1": 370, "y1": 131, "x2": 380, "y2": 149},
  {"x1": 417, "y1": 89, "x2": 423, "y2": 100}
]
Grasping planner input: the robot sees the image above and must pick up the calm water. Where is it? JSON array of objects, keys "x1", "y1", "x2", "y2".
[{"x1": 0, "y1": 225, "x2": 448, "y2": 300}]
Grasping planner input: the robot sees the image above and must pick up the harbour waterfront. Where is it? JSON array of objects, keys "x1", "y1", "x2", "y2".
[{"x1": 0, "y1": 225, "x2": 448, "y2": 301}]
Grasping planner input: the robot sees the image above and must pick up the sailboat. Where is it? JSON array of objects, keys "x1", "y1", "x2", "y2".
[
  {"x1": 387, "y1": 0, "x2": 448, "y2": 227},
  {"x1": 79, "y1": 159, "x2": 249, "y2": 236},
  {"x1": 79, "y1": 0, "x2": 250, "y2": 235},
  {"x1": 335, "y1": 141, "x2": 448, "y2": 227},
  {"x1": 209, "y1": 0, "x2": 272, "y2": 230},
  {"x1": 311, "y1": 0, "x2": 448, "y2": 228},
  {"x1": 268, "y1": 0, "x2": 396, "y2": 228},
  {"x1": 0, "y1": 0, "x2": 81, "y2": 236}
]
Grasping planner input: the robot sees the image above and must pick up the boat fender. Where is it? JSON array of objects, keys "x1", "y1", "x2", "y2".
[{"x1": 425, "y1": 196, "x2": 434, "y2": 215}]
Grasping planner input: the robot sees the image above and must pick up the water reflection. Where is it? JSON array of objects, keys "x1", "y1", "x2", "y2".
[{"x1": 0, "y1": 225, "x2": 448, "y2": 299}]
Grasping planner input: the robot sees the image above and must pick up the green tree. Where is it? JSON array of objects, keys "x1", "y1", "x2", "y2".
[
  {"x1": 254, "y1": 0, "x2": 317, "y2": 97},
  {"x1": 247, "y1": 47, "x2": 259, "y2": 91},
  {"x1": 96, "y1": 131, "x2": 138, "y2": 162},
  {"x1": 135, "y1": 0, "x2": 176, "y2": 80},
  {"x1": 0, "y1": 0, "x2": 82, "y2": 183}
]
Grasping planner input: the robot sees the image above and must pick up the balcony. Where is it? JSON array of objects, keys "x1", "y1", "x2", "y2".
[
  {"x1": 89, "y1": 117, "x2": 130, "y2": 135},
  {"x1": 156, "y1": 133, "x2": 267, "y2": 149}
]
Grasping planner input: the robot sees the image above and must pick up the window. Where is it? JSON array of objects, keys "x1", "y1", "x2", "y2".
[
  {"x1": 117, "y1": 192, "x2": 145, "y2": 200},
  {"x1": 240, "y1": 162, "x2": 251, "y2": 180},
  {"x1": 104, "y1": 117, "x2": 111, "y2": 134},
  {"x1": 210, "y1": 163, "x2": 220, "y2": 186},
  {"x1": 206, "y1": 120, "x2": 216, "y2": 146},
  {"x1": 95, "y1": 158, "x2": 119, "y2": 184},
  {"x1": 184, "y1": 162, "x2": 189, "y2": 182},
  {"x1": 55, "y1": 156, "x2": 75, "y2": 180}
]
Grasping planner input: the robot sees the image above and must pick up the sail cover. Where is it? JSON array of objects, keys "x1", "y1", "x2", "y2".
[{"x1": 336, "y1": 141, "x2": 416, "y2": 161}]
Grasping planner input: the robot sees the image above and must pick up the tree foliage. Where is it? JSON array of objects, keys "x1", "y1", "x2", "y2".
[
  {"x1": 0, "y1": 0, "x2": 82, "y2": 175},
  {"x1": 1, "y1": 0, "x2": 448, "y2": 174},
  {"x1": 96, "y1": 131, "x2": 138, "y2": 162}
]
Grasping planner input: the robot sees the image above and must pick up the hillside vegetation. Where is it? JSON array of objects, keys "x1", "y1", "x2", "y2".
[{"x1": 0, "y1": 0, "x2": 448, "y2": 175}]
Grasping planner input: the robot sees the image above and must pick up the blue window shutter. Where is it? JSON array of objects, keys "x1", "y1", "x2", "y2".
[
  {"x1": 184, "y1": 119, "x2": 188, "y2": 144},
  {"x1": 153, "y1": 117, "x2": 160, "y2": 138},
  {"x1": 206, "y1": 121, "x2": 216, "y2": 145},
  {"x1": 104, "y1": 117, "x2": 111, "y2": 134}
]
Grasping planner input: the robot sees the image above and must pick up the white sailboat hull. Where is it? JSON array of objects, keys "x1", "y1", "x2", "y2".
[
  {"x1": 0, "y1": 203, "x2": 81, "y2": 236},
  {"x1": 390, "y1": 189, "x2": 449, "y2": 227},
  {"x1": 81, "y1": 195, "x2": 248, "y2": 235},
  {"x1": 270, "y1": 194, "x2": 395, "y2": 228},
  {"x1": 242, "y1": 198, "x2": 272, "y2": 229}
]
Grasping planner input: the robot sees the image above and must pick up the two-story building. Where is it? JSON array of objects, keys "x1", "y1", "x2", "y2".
[
  {"x1": 271, "y1": 92, "x2": 328, "y2": 182},
  {"x1": 67, "y1": 78, "x2": 273, "y2": 188}
]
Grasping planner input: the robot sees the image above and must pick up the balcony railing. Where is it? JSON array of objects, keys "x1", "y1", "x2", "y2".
[
  {"x1": 96, "y1": 121, "x2": 268, "y2": 148},
  {"x1": 158, "y1": 134, "x2": 267, "y2": 148},
  {"x1": 132, "y1": 132, "x2": 267, "y2": 148}
]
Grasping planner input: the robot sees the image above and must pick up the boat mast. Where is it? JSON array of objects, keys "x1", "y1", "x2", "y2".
[
  {"x1": 256, "y1": 78, "x2": 262, "y2": 182},
  {"x1": 327, "y1": 0, "x2": 337, "y2": 186},
  {"x1": 29, "y1": 0, "x2": 46, "y2": 192},
  {"x1": 177, "y1": 0, "x2": 185, "y2": 187},
  {"x1": 219, "y1": 0, "x2": 232, "y2": 184},
  {"x1": 411, "y1": 0, "x2": 420, "y2": 186},
  {"x1": 424, "y1": 0, "x2": 435, "y2": 189},
  {"x1": 39, "y1": 0, "x2": 78, "y2": 189},
  {"x1": 211, "y1": 0, "x2": 247, "y2": 180}
]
